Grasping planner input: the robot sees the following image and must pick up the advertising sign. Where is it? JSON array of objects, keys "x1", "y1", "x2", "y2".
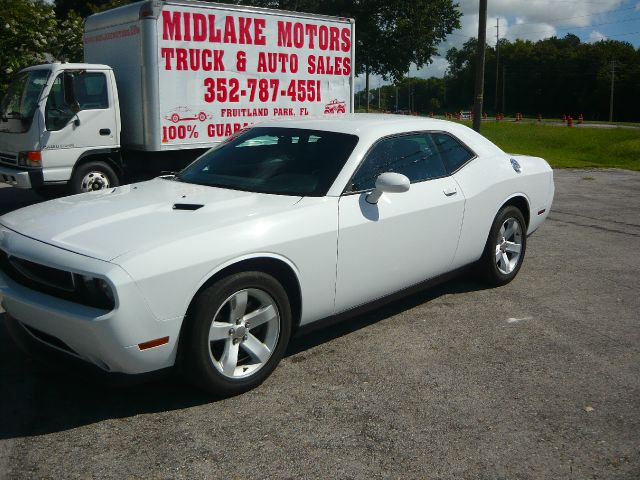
[{"x1": 158, "y1": 6, "x2": 354, "y2": 146}]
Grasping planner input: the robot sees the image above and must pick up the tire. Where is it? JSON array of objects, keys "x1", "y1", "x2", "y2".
[
  {"x1": 478, "y1": 205, "x2": 527, "y2": 286},
  {"x1": 181, "y1": 271, "x2": 292, "y2": 396},
  {"x1": 69, "y1": 161, "x2": 119, "y2": 194}
]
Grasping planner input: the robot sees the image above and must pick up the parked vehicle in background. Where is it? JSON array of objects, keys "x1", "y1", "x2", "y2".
[
  {"x1": 0, "y1": 0, "x2": 355, "y2": 195},
  {"x1": 0, "y1": 115, "x2": 554, "y2": 396}
]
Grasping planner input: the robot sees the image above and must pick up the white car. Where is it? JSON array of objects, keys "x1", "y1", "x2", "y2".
[{"x1": 0, "y1": 115, "x2": 554, "y2": 395}]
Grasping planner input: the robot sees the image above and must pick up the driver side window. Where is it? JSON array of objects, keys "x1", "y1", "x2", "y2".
[
  {"x1": 45, "y1": 75, "x2": 74, "y2": 131},
  {"x1": 350, "y1": 133, "x2": 448, "y2": 191}
]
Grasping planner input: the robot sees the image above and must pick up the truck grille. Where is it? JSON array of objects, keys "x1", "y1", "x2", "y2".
[{"x1": 0, "y1": 152, "x2": 17, "y2": 165}]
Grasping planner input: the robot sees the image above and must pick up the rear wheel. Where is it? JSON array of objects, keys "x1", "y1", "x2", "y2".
[
  {"x1": 479, "y1": 206, "x2": 527, "y2": 286},
  {"x1": 182, "y1": 271, "x2": 292, "y2": 396}
]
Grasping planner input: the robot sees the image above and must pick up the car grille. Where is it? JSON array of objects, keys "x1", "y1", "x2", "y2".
[{"x1": 0, "y1": 249, "x2": 110, "y2": 309}]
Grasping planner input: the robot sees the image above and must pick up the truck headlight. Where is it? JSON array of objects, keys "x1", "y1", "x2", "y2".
[{"x1": 74, "y1": 274, "x2": 115, "y2": 310}]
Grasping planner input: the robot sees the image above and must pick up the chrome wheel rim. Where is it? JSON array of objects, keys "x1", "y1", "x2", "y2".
[
  {"x1": 495, "y1": 217, "x2": 523, "y2": 274},
  {"x1": 80, "y1": 171, "x2": 110, "y2": 192},
  {"x1": 208, "y1": 288, "x2": 280, "y2": 379}
]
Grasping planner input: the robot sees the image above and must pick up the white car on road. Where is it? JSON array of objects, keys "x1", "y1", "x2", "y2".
[{"x1": 0, "y1": 115, "x2": 554, "y2": 395}]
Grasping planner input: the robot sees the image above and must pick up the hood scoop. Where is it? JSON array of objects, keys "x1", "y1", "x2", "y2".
[{"x1": 172, "y1": 203, "x2": 204, "y2": 211}]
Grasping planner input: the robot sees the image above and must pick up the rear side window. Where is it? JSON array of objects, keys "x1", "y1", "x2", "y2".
[{"x1": 431, "y1": 133, "x2": 474, "y2": 173}]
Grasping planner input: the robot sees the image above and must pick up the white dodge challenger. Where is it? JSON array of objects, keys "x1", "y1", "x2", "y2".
[{"x1": 0, "y1": 115, "x2": 554, "y2": 395}]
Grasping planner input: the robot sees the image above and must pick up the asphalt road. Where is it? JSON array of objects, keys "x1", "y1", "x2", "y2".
[{"x1": 0, "y1": 170, "x2": 638, "y2": 479}]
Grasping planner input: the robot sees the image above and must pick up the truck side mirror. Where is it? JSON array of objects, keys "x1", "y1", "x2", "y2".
[{"x1": 63, "y1": 72, "x2": 81, "y2": 113}]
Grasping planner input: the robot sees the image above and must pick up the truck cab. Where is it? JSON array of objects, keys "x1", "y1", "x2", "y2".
[{"x1": 0, "y1": 63, "x2": 121, "y2": 194}]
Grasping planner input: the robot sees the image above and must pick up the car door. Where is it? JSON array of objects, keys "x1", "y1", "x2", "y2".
[{"x1": 335, "y1": 132, "x2": 465, "y2": 313}]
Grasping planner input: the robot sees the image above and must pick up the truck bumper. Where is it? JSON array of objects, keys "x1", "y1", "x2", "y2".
[{"x1": 0, "y1": 165, "x2": 43, "y2": 188}]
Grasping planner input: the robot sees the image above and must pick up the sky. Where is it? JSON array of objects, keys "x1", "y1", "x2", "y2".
[{"x1": 357, "y1": 0, "x2": 640, "y2": 89}]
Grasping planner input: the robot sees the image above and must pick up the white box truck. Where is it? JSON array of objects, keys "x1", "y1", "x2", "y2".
[{"x1": 0, "y1": 0, "x2": 354, "y2": 194}]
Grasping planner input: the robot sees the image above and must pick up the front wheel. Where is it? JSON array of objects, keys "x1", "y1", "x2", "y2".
[
  {"x1": 69, "y1": 161, "x2": 120, "y2": 194},
  {"x1": 478, "y1": 206, "x2": 527, "y2": 286},
  {"x1": 182, "y1": 271, "x2": 292, "y2": 396}
]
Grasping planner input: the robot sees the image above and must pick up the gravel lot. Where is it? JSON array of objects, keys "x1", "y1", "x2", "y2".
[{"x1": 1, "y1": 169, "x2": 638, "y2": 479}]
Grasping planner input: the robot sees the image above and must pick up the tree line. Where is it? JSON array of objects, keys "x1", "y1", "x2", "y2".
[{"x1": 363, "y1": 34, "x2": 640, "y2": 122}]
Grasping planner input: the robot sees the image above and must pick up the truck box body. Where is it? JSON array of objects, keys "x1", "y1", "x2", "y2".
[{"x1": 84, "y1": 0, "x2": 355, "y2": 152}]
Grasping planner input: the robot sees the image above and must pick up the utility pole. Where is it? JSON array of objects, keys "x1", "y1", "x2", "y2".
[
  {"x1": 609, "y1": 59, "x2": 615, "y2": 122},
  {"x1": 472, "y1": 0, "x2": 488, "y2": 132},
  {"x1": 494, "y1": 18, "x2": 499, "y2": 112},
  {"x1": 395, "y1": 85, "x2": 398, "y2": 111},
  {"x1": 378, "y1": 80, "x2": 381, "y2": 110},
  {"x1": 502, "y1": 65, "x2": 506, "y2": 114},
  {"x1": 443, "y1": 71, "x2": 447, "y2": 107}
]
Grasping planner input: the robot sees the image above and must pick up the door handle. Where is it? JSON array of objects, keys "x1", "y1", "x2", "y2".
[
  {"x1": 443, "y1": 186, "x2": 457, "y2": 196},
  {"x1": 99, "y1": 128, "x2": 111, "y2": 136}
]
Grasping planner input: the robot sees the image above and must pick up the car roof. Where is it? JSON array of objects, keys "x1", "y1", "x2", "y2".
[
  {"x1": 258, "y1": 114, "x2": 453, "y2": 136},
  {"x1": 256, "y1": 114, "x2": 503, "y2": 159}
]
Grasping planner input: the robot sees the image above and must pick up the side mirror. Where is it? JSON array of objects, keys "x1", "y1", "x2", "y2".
[
  {"x1": 366, "y1": 172, "x2": 410, "y2": 204},
  {"x1": 63, "y1": 72, "x2": 81, "y2": 113}
]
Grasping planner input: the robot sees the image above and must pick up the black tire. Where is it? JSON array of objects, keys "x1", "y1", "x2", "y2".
[
  {"x1": 69, "y1": 161, "x2": 119, "y2": 194},
  {"x1": 478, "y1": 205, "x2": 527, "y2": 286},
  {"x1": 181, "y1": 271, "x2": 292, "y2": 397}
]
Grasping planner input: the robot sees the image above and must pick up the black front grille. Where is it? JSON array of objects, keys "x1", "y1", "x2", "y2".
[
  {"x1": 0, "y1": 249, "x2": 113, "y2": 310},
  {"x1": 7, "y1": 255, "x2": 75, "y2": 291}
]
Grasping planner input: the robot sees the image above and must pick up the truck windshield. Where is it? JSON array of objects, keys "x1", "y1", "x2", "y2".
[
  {"x1": 177, "y1": 127, "x2": 359, "y2": 196},
  {"x1": 0, "y1": 69, "x2": 50, "y2": 133}
]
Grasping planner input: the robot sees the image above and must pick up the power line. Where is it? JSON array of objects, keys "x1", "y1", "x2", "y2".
[
  {"x1": 502, "y1": 16, "x2": 640, "y2": 38},
  {"x1": 494, "y1": 5, "x2": 638, "y2": 27}
]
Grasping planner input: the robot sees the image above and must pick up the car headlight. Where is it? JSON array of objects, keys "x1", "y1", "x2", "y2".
[{"x1": 74, "y1": 274, "x2": 115, "y2": 310}]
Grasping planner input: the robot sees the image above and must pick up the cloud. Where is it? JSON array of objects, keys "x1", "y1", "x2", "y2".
[
  {"x1": 357, "y1": 0, "x2": 627, "y2": 88},
  {"x1": 636, "y1": 2, "x2": 640, "y2": 11}
]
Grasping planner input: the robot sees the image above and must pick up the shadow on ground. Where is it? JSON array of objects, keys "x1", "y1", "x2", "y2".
[{"x1": 0, "y1": 273, "x2": 487, "y2": 440}]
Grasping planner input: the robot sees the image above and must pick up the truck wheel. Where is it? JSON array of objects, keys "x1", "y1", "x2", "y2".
[{"x1": 70, "y1": 161, "x2": 120, "y2": 194}]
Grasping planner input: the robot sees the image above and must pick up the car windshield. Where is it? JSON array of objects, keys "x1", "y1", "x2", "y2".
[
  {"x1": 0, "y1": 69, "x2": 50, "y2": 133},
  {"x1": 176, "y1": 127, "x2": 359, "y2": 196}
]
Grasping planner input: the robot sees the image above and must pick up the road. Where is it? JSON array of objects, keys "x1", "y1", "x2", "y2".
[{"x1": 1, "y1": 170, "x2": 639, "y2": 479}]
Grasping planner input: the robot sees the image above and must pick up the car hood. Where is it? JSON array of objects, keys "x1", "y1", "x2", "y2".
[{"x1": 0, "y1": 178, "x2": 302, "y2": 261}]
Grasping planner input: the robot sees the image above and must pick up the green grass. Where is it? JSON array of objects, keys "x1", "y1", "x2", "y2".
[{"x1": 473, "y1": 122, "x2": 640, "y2": 170}]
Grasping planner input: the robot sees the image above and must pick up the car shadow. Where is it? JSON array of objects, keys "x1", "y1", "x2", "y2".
[
  {"x1": 0, "y1": 272, "x2": 488, "y2": 440},
  {"x1": 0, "y1": 186, "x2": 46, "y2": 216}
]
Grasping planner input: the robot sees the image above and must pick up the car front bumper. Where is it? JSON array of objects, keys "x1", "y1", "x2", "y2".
[{"x1": 0, "y1": 227, "x2": 183, "y2": 374}]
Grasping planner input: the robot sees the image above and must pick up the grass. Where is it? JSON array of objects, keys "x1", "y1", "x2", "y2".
[{"x1": 471, "y1": 122, "x2": 640, "y2": 170}]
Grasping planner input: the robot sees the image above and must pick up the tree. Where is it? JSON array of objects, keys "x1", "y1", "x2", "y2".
[
  {"x1": 442, "y1": 34, "x2": 640, "y2": 121},
  {"x1": 54, "y1": 0, "x2": 132, "y2": 18},
  {"x1": 0, "y1": 0, "x2": 58, "y2": 92}
]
